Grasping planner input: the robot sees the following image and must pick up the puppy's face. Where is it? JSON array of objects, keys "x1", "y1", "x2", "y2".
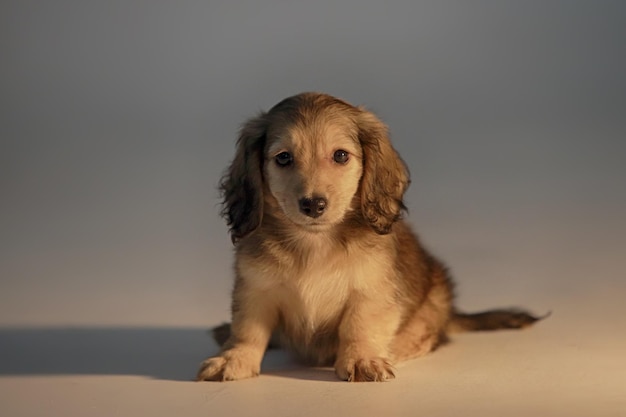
[
  {"x1": 220, "y1": 92, "x2": 408, "y2": 242},
  {"x1": 264, "y1": 108, "x2": 363, "y2": 231}
]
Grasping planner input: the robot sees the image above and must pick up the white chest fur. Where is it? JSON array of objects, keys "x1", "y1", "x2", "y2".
[
  {"x1": 239, "y1": 233, "x2": 391, "y2": 336},
  {"x1": 281, "y1": 257, "x2": 352, "y2": 331}
]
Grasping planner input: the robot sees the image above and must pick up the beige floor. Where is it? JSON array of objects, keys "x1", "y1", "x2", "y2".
[
  {"x1": 1, "y1": 313, "x2": 625, "y2": 417},
  {"x1": 2, "y1": 219, "x2": 625, "y2": 417}
]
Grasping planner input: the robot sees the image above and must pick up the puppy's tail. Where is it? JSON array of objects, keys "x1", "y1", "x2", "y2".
[
  {"x1": 447, "y1": 308, "x2": 549, "y2": 333},
  {"x1": 212, "y1": 323, "x2": 232, "y2": 347},
  {"x1": 211, "y1": 322, "x2": 282, "y2": 349}
]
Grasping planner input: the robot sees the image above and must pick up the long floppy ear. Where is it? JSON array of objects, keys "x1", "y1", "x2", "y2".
[
  {"x1": 220, "y1": 113, "x2": 268, "y2": 243},
  {"x1": 358, "y1": 108, "x2": 410, "y2": 234}
]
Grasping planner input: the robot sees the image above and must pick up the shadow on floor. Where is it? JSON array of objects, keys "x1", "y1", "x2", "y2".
[
  {"x1": 0, "y1": 326, "x2": 299, "y2": 381},
  {"x1": 0, "y1": 326, "x2": 342, "y2": 382}
]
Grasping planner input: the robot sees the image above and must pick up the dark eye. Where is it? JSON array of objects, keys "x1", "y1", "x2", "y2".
[
  {"x1": 275, "y1": 151, "x2": 293, "y2": 167},
  {"x1": 333, "y1": 149, "x2": 349, "y2": 164}
]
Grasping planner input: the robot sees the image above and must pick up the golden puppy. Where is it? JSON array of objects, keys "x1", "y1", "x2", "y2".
[{"x1": 198, "y1": 92, "x2": 542, "y2": 382}]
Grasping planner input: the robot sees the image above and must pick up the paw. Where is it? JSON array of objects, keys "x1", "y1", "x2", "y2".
[
  {"x1": 335, "y1": 357, "x2": 396, "y2": 382},
  {"x1": 196, "y1": 352, "x2": 260, "y2": 381}
]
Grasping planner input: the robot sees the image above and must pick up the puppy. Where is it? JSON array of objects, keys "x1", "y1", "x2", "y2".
[{"x1": 198, "y1": 92, "x2": 542, "y2": 382}]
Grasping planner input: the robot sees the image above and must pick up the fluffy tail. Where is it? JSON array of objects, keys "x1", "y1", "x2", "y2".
[
  {"x1": 211, "y1": 322, "x2": 282, "y2": 349},
  {"x1": 447, "y1": 308, "x2": 549, "y2": 333},
  {"x1": 213, "y1": 309, "x2": 548, "y2": 346},
  {"x1": 212, "y1": 323, "x2": 231, "y2": 347}
]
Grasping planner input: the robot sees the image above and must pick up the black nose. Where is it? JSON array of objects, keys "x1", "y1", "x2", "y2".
[{"x1": 299, "y1": 196, "x2": 327, "y2": 218}]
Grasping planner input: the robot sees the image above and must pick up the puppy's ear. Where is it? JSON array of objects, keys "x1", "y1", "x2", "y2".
[
  {"x1": 358, "y1": 109, "x2": 410, "y2": 234},
  {"x1": 220, "y1": 113, "x2": 268, "y2": 243}
]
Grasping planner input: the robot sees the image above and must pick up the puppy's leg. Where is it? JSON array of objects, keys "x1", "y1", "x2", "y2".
[
  {"x1": 334, "y1": 294, "x2": 401, "y2": 382},
  {"x1": 390, "y1": 287, "x2": 452, "y2": 361},
  {"x1": 389, "y1": 314, "x2": 442, "y2": 362},
  {"x1": 197, "y1": 293, "x2": 277, "y2": 381}
]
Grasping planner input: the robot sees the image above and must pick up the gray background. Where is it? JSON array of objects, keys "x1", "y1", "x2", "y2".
[
  {"x1": 1, "y1": 1, "x2": 625, "y2": 415},
  {"x1": 3, "y1": 1, "x2": 625, "y2": 327}
]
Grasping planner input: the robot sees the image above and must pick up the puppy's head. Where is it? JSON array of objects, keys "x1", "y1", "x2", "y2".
[{"x1": 220, "y1": 92, "x2": 409, "y2": 242}]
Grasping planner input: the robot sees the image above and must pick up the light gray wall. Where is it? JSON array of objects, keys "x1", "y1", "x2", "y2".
[{"x1": 1, "y1": 1, "x2": 625, "y2": 326}]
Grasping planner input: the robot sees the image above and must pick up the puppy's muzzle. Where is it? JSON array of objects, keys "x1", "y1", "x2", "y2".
[{"x1": 299, "y1": 196, "x2": 327, "y2": 218}]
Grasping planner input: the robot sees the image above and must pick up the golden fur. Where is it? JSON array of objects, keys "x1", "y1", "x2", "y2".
[{"x1": 198, "y1": 92, "x2": 541, "y2": 382}]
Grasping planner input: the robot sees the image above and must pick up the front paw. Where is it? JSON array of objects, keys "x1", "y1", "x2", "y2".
[
  {"x1": 335, "y1": 357, "x2": 396, "y2": 382},
  {"x1": 196, "y1": 352, "x2": 261, "y2": 381}
]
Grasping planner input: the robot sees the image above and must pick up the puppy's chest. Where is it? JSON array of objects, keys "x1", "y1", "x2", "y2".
[
  {"x1": 278, "y1": 258, "x2": 352, "y2": 331},
  {"x1": 242, "y1": 237, "x2": 390, "y2": 334}
]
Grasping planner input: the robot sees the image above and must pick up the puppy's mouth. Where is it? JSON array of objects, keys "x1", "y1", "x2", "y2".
[
  {"x1": 272, "y1": 194, "x2": 342, "y2": 231},
  {"x1": 301, "y1": 220, "x2": 332, "y2": 229},
  {"x1": 284, "y1": 209, "x2": 338, "y2": 232},
  {"x1": 289, "y1": 215, "x2": 334, "y2": 231}
]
